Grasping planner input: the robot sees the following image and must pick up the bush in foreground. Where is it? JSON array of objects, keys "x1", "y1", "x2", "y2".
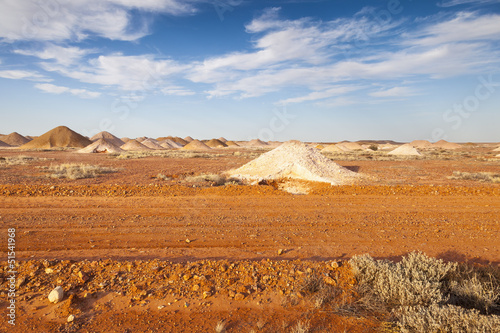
[{"x1": 349, "y1": 252, "x2": 500, "y2": 332}]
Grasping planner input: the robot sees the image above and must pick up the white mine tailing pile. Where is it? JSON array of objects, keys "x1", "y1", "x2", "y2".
[{"x1": 227, "y1": 140, "x2": 361, "y2": 185}]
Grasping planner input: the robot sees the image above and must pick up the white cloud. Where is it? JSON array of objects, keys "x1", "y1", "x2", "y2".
[
  {"x1": 278, "y1": 86, "x2": 363, "y2": 105},
  {"x1": 0, "y1": 0, "x2": 197, "y2": 42},
  {"x1": 438, "y1": 0, "x2": 500, "y2": 7},
  {"x1": 0, "y1": 69, "x2": 49, "y2": 81},
  {"x1": 35, "y1": 83, "x2": 100, "y2": 98},
  {"x1": 191, "y1": 10, "x2": 500, "y2": 100},
  {"x1": 408, "y1": 12, "x2": 500, "y2": 46},
  {"x1": 15, "y1": 44, "x2": 92, "y2": 66},
  {"x1": 161, "y1": 86, "x2": 195, "y2": 96},
  {"x1": 41, "y1": 54, "x2": 189, "y2": 92},
  {"x1": 369, "y1": 87, "x2": 416, "y2": 98}
]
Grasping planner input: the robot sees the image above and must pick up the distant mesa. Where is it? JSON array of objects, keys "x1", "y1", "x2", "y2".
[
  {"x1": 183, "y1": 136, "x2": 194, "y2": 143},
  {"x1": 120, "y1": 139, "x2": 152, "y2": 151},
  {"x1": 227, "y1": 140, "x2": 361, "y2": 185},
  {"x1": 388, "y1": 144, "x2": 421, "y2": 156},
  {"x1": 136, "y1": 136, "x2": 148, "y2": 142},
  {"x1": 409, "y1": 140, "x2": 433, "y2": 149},
  {"x1": 141, "y1": 138, "x2": 165, "y2": 150},
  {"x1": 91, "y1": 131, "x2": 124, "y2": 147},
  {"x1": 121, "y1": 137, "x2": 131, "y2": 143},
  {"x1": 181, "y1": 139, "x2": 212, "y2": 150},
  {"x1": 0, "y1": 132, "x2": 31, "y2": 146},
  {"x1": 432, "y1": 139, "x2": 461, "y2": 150},
  {"x1": 218, "y1": 137, "x2": 227, "y2": 143},
  {"x1": 77, "y1": 138, "x2": 124, "y2": 154},
  {"x1": 20, "y1": 126, "x2": 92, "y2": 149},
  {"x1": 205, "y1": 139, "x2": 227, "y2": 148}
]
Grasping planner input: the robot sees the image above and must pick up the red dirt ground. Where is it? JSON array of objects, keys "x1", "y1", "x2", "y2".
[{"x1": 0, "y1": 147, "x2": 498, "y2": 332}]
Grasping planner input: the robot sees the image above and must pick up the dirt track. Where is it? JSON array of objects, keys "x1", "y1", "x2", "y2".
[{"x1": 1, "y1": 185, "x2": 498, "y2": 264}]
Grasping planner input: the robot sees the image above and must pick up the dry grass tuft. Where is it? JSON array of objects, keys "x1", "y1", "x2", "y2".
[
  {"x1": 289, "y1": 320, "x2": 310, "y2": 333},
  {"x1": 0, "y1": 155, "x2": 51, "y2": 166},
  {"x1": 182, "y1": 174, "x2": 241, "y2": 186},
  {"x1": 45, "y1": 163, "x2": 118, "y2": 180},
  {"x1": 214, "y1": 319, "x2": 227, "y2": 333},
  {"x1": 449, "y1": 171, "x2": 500, "y2": 183}
]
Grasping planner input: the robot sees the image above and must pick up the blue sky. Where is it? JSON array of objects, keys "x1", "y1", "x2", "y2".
[{"x1": 0, "y1": 0, "x2": 499, "y2": 142}]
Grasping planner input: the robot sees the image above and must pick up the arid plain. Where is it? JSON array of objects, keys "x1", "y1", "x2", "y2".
[{"x1": 0, "y1": 126, "x2": 499, "y2": 332}]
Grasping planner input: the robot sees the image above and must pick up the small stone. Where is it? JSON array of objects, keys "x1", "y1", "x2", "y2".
[
  {"x1": 324, "y1": 277, "x2": 336, "y2": 285},
  {"x1": 185, "y1": 239, "x2": 191, "y2": 243},
  {"x1": 158, "y1": 305, "x2": 165, "y2": 310},
  {"x1": 184, "y1": 302, "x2": 189, "y2": 307},
  {"x1": 278, "y1": 249, "x2": 284, "y2": 255},
  {"x1": 234, "y1": 293, "x2": 245, "y2": 301},
  {"x1": 183, "y1": 274, "x2": 191, "y2": 281},
  {"x1": 331, "y1": 261, "x2": 339, "y2": 269},
  {"x1": 45, "y1": 268, "x2": 54, "y2": 274},
  {"x1": 48, "y1": 286, "x2": 64, "y2": 303},
  {"x1": 203, "y1": 291, "x2": 212, "y2": 299},
  {"x1": 67, "y1": 315, "x2": 75, "y2": 323},
  {"x1": 192, "y1": 284, "x2": 200, "y2": 291}
]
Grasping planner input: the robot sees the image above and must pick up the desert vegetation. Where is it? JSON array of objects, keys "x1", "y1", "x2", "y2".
[
  {"x1": 449, "y1": 171, "x2": 500, "y2": 183},
  {"x1": 43, "y1": 163, "x2": 118, "y2": 180}
]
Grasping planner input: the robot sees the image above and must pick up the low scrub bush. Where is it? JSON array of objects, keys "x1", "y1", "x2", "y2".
[
  {"x1": 183, "y1": 174, "x2": 241, "y2": 186},
  {"x1": 449, "y1": 171, "x2": 500, "y2": 183},
  {"x1": 349, "y1": 252, "x2": 455, "y2": 309},
  {"x1": 350, "y1": 252, "x2": 500, "y2": 332},
  {"x1": 46, "y1": 163, "x2": 117, "y2": 180},
  {"x1": 396, "y1": 304, "x2": 500, "y2": 333}
]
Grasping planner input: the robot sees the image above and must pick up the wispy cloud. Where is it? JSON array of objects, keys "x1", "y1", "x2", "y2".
[
  {"x1": 40, "y1": 54, "x2": 189, "y2": 91},
  {"x1": 0, "y1": 0, "x2": 197, "y2": 42},
  {"x1": 369, "y1": 86, "x2": 416, "y2": 98},
  {"x1": 34, "y1": 83, "x2": 101, "y2": 98},
  {"x1": 0, "y1": 69, "x2": 50, "y2": 81},
  {"x1": 14, "y1": 44, "x2": 93, "y2": 66},
  {"x1": 438, "y1": 0, "x2": 500, "y2": 7},
  {"x1": 190, "y1": 9, "x2": 500, "y2": 100}
]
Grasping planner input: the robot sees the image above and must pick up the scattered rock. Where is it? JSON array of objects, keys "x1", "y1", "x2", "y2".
[
  {"x1": 203, "y1": 291, "x2": 212, "y2": 299},
  {"x1": 278, "y1": 249, "x2": 284, "y2": 255},
  {"x1": 67, "y1": 314, "x2": 75, "y2": 323},
  {"x1": 234, "y1": 293, "x2": 245, "y2": 301},
  {"x1": 48, "y1": 286, "x2": 64, "y2": 303}
]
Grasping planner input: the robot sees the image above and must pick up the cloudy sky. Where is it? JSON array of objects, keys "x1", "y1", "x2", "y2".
[{"x1": 0, "y1": 0, "x2": 499, "y2": 142}]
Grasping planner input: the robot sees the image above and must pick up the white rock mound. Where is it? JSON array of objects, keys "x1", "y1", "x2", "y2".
[
  {"x1": 226, "y1": 140, "x2": 361, "y2": 185},
  {"x1": 77, "y1": 138, "x2": 124, "y2": 154},
  {"x1": 388, "y1": 144, "x2": 421, "y2": 156}
]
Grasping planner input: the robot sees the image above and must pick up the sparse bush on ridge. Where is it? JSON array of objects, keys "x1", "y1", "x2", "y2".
[
  {"x1": 449, "y1": 171, "x2": 500, "y2": 183},
  {"x1": 182, "y1": 173, "x2": 241, "y2": 186},
  {"x1": 45, "y1": 163, "x2": 118, "y2": 180}
]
